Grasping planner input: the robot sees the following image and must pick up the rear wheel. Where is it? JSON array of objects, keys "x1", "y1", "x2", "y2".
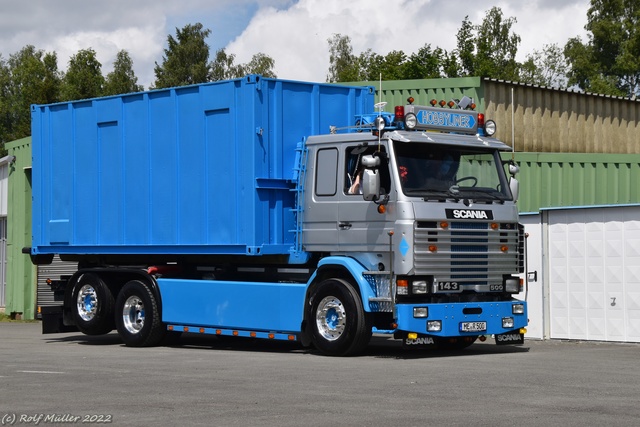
[
  {"x1": 309, "y1": 278, "x2": 371, "y2": 356},
  {"x1": 71, "y1": 273, "x2": 114, "y2": 335},
  {"x1": 115, "y1": 280, "x2": 166, "y2": 347}
]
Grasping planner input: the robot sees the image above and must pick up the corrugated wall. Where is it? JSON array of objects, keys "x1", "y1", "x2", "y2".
[
  {"x1": 504, "y1": 152, "x2": 640, "y2": 213},
  {"x1": 485, "y1": 79, "x2": 640, "y2": 154},
  {"x1": 6, "y1": 137, "x2": 37, "y2": 319}
]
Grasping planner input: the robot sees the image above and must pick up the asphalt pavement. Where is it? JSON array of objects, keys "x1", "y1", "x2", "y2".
[{"x1": 1, "y1": 322, "x2": 639, "y2": 426}]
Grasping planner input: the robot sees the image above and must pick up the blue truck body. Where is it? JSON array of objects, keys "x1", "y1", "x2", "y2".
[
  {"x1": 31, "y1": 76, "x2": 527, "y2": 355},
  {"x1": 30, "y1": 75, "x2": 373, "y2": 257}
]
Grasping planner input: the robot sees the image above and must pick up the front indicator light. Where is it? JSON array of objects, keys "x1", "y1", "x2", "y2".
[
  {"x1": 427, "y1": 320, "x2": 442, "y2": 332},
  {"x1": 519, "y1": 328, "x2": 527, "y2": 335},
  {"x1": 413, "y1": 307, "x2": 428, "y2": 318},
  {"x1": 397, "y1": 279, "x2": 408, "y2": 295},
  {"x1": 502, "y1": 317, "x2": 514, "y2": 328},
  {"x1": 408, "y1": 332, "x2": 418, "y2": 340},
  {"x1": 512, "y1": 304, "x2": 525, "y2": 314}
]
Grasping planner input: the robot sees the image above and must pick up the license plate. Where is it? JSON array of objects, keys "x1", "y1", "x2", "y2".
[{"x1": 460, "y1": 321, "x2": 487, "y2": 332}]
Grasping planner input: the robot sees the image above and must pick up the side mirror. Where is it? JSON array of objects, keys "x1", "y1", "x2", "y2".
[
  {"x1": 509, "y1": 177, "x2": 519, "y2": 202},
  {"x1": 362, "y1": 169, "x2": 380, "y2": 201}
]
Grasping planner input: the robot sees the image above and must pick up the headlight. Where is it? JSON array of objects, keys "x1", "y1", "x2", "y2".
[
  {"x1": 413, "y1": 307, "x2": 428, "y2": 318},
  {"x1": 505, "y1": 277, "x2": 520, "y2": 293},
  {"x1": 502, "y1": 317, "x2": 514, "y2": 328},
  {"x1": 512, "y1": 304, "x2": 525, "y2": 314},
  {"x1": 404, "y1": 113, "x2": 417, "y2": 130},
  {"x1": 412, "y1": 280, "x2": 428, "y2": 294},
  {"x1": 484, "y1": 119, "x2": 496, "y2": 136},
  {"x1": 427, "y1": 320, "x2": 442, "y2": 332}
]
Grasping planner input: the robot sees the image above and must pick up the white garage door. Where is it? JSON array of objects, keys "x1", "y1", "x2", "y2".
[{"x1": 547, "y1": 206, "x2": 640, "y2": 343}]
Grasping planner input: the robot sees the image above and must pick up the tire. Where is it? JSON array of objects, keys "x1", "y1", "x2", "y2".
[
  {"x1": 71, "y1": 273, "x2": 115, "y2": 335},
  {"x1": 115, "y1": 280, "x2": 166, "y2": 347},
  {"x1": 309, "y1": 278, "x2": 371, "y2": 356}
]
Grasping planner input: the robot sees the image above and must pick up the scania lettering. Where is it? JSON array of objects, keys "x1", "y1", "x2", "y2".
[
  {"x1": 447, "y1": 209, "x2": 492, "y2": 219},
  {"x1": 30, "y1": 76, "x2": 528, "y2": 356}
]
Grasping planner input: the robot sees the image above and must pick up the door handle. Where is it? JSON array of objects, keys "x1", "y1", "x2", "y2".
[{"x1": 338, "y1": 221, "x2": 352, "y2": 230}]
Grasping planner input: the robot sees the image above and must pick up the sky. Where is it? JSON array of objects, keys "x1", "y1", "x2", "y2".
[{"x1": 0, "y1": 0, "x2": 591, "y2": 89}]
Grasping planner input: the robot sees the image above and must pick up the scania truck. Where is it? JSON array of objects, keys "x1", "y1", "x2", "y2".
[{"x1": 29, "y1": 75, "x2": 527, "y2": 356}]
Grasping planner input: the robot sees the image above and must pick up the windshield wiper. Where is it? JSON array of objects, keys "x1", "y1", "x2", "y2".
[
  {"x1": 454, "y1": 187, "x2": 508, "y2": 203},
  {"x1": 403, "y1": 189, "x2": 461, "y2": 202}
]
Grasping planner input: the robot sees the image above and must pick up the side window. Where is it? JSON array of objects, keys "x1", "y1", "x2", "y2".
[
  {"x1": 344, "y1": 145, "x2": 390, "y2": 195},
  {"x1": 315, "y1": 148, "x2": 338, "y2": 196}
]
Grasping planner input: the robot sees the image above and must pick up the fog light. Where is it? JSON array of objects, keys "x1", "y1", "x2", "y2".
[
  {"x1": 512, "y1": 303, "x2": 525, "y2": 314},
  {"x1": 413, "y1": 307, "x2": 428, "y2": 318},
  {"x1": 412, "y1": 280, "x2": 427, "y2": 294},
  {"x1": 427, "y1": 320, "x2": 442, "y2": 332},
  {"x1": 502, "y1": 317, "x2": 514, "y2": 328},
  {"x1": 404, "y1": 113, "x2": 417, "y2": 129}
]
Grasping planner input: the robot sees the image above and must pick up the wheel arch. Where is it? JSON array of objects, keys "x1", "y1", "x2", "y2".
[
  {"x1": 300, "y1": 256, "x2": 375, "y2": 346},
  {"x1": 305, "y1": 256, "x2": 375, "y2": 312}
]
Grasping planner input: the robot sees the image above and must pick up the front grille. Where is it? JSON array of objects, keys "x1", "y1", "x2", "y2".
[{"x1": 414, "y1": 221, "x2": 521, "y2": 286}]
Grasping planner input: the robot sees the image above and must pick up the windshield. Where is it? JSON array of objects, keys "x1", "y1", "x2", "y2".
[{"x1": 394, "y1": 142, "x2": 512, "y2": 201}]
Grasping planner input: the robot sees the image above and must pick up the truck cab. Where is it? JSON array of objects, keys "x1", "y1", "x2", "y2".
[{"x1": 300, "y1": 100, "x2": 527, "y2": 351}]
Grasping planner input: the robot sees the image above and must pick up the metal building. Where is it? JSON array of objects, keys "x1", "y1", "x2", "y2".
[
  {"x1": 351, "y1": 78, "x2": 640, "y2": 343},
  {"x1": 5, "y1": 138, "x2": 37, "y2": 319},
  {"x1": 0, "y1": 155, "x2": 10, "y2": 310}
]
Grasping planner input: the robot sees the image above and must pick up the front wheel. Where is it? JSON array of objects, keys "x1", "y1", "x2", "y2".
[
  {"x1": 115, "y1": 280, "x2": 165, "y2": 347},
  {"x1": 309, "y1": 278, "x2": 371, "y2": 356}
]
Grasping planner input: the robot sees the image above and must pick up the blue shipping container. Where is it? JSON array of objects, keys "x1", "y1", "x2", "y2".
[{"x1": 31, "y1": 75, "x2": 374, "y2": 257}]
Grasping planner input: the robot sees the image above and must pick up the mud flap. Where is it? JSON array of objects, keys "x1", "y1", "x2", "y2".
[
  {"x1": 41, "y1": 306, "x2": 79, "y2": 334},
  {"x1": 494, "y1": 332, "x2": 524, "y2": 345}
]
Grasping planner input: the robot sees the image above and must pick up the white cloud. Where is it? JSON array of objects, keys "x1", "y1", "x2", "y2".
[
  {"x1": 227, "y1": 0, "x2": 590, "y2": 82},
  {"x1": 0, "y1": 0, "x2": 590, "y2": 89}
]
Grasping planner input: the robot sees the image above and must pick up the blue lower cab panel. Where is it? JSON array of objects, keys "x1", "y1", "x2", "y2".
[
  {"x1": 157, "y1": 279, "x2": 307, "y2": 333},
  {"x1": 396, "y1": 301, "x2": 528, "y2": 336}
]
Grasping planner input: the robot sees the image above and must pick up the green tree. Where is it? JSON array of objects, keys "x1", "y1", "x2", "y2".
[
  {"x1": 103, "y1": 50, "x2": 143, "y2": 96},
  {"x1": 565, "y1": 0, "x2": 640, "y2": 96},
  {"x1": 453, "y1": 7, "x2": 521, "y2": 80},
  {"x1": 0, "y1": 55, "x2": 10, "y2": 152},
  {"x1": 243, "y1": 53, "x2": 276, "y2": 78},
  {"x1": 211, "y1": 48, "x2": 242, "y2": 81},
  {"x1": 211, "y1": 49, "x2": 277, "y2": 81},
  {"x1": 61, "y1": 48, "x2": 104, "y2": 101},
  {"x1": 327, "y1": 33, "x2": 359, "y2": 82},
  {"x1": 356, "y1": 49, "x2": 384, "y2": 81},
  {"x1": 154, "y1": 23, "x2": 211, "y2": 88},
  {"x1": 521, "y1": 43, "x2": 568, "y2": 88},
  {"x1": 0, "y1": 46, "x2": 61, "y2": 147},
  {"x1": 403, "y1": 44, "x2": 445, "y2": 79}
]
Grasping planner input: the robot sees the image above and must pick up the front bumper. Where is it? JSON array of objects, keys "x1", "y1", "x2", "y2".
[{"x1": 396, "y1": 300, "x2": 527, "y2": 337}]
